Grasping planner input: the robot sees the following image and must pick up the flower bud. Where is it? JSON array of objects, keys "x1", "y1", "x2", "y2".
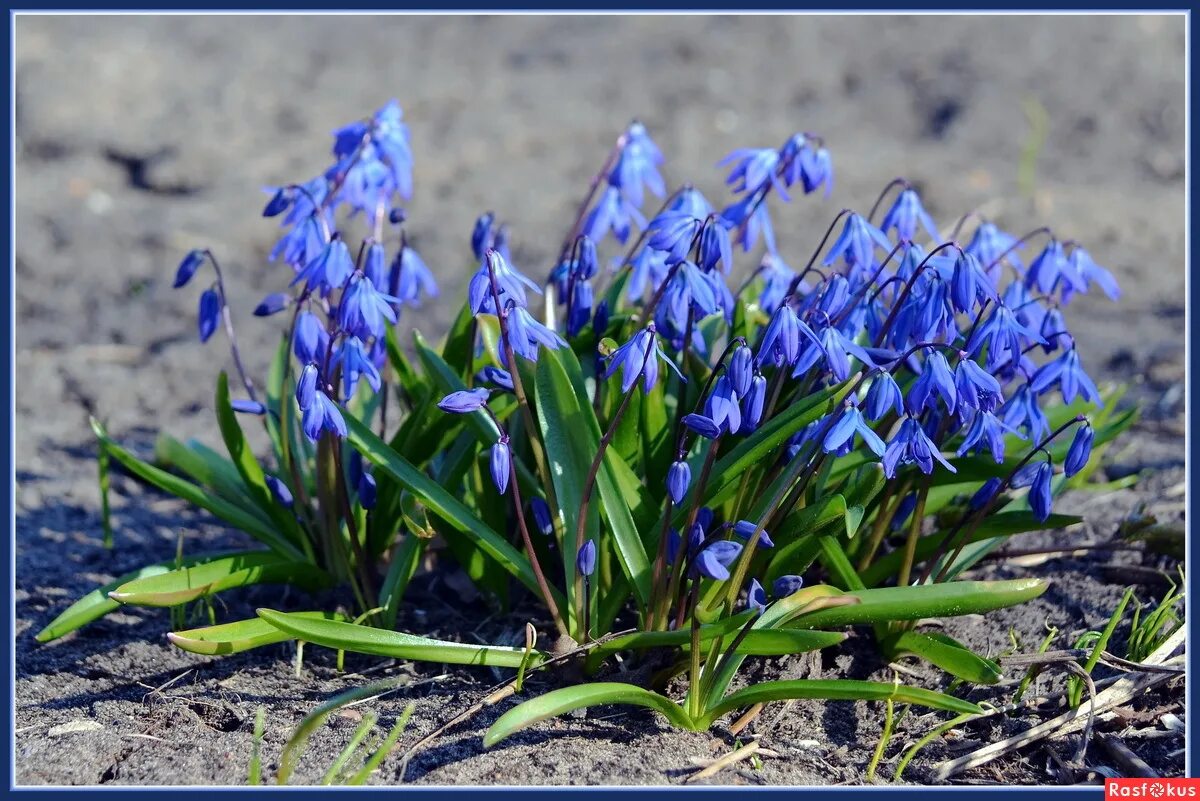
[
  {"x1": 296, "y1": 364, "x2": 318, "y2": 411},
  {"x1": 197, "y1": 289, "x2": 221, "y2": 343},
  {"x1": 772, "y1": 575, "x2": 804, "y2": 598},
  {"x1": 728, "y1": 345, "x2": 753, "y2": 398},
  {"x1": 577, "y1": 539, "x2": 597, "y2": 578},
  {"x1": 530, "y1": 497, "x2": 553, "y2": 536},
  {"x1": 437, "y1": 388, "x2": 490, "y2": 414},
  {"x1": 666, "y1": 460, "x2": 691, "y2": 506},
  {"x1": 230, "y1": 399, "x2": 266, "y2": 415},
  {"x1": 1063, "y1": 423, "x2": 1094, "y2": 478},
  {"x1": 490, "y1": 439, "x2": 511, "y2": 494},
  {"x1": 173, "y1": 249, "x2": 206, "y2": 288},
  {"x1": 254, "y1": 292, "x2": 291, "y2": 317},
  {"x1": 733, "y1": 520, "x2": 773, "y2": 548},
  {"x1": 265, "y1": 475, "x2": 294, "y2": 508}
]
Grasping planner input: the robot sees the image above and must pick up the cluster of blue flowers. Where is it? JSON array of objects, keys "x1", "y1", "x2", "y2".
[
  {"x1": 432, "y1": 122, "x2": 1115, "y2": 604},
  {"x1": 176, "y1": 101, "x2": 439, "y2": 465}
]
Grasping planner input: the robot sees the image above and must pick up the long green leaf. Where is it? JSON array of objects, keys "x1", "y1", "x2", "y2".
[
  {"x1": 483, "y1": 683, "x2": 695, "y2": 747},
  {"x1": 790, "y1": 579, "x2": 1049, "y2": 628},
  {"x1": 700, "y1": 679, "x2": 982, "y2": 727},
  {"x1": 34, "y1": 550, "x2": 249, "y2": 642},
  {"x1": 90, "y1": 418, "x2": 304, "y2": 561},
  {"x1": 168, "y1": 611, "x2": 348, "y2": 656},
  {"x1": 109, "y1": 552, "x2": 330, "y2": 607},
  {"x1": 344, "y1": 414, "x2": 562, "y2": 609},
  {"x1": 257, "y1": 609, "x2": 542, "y2": 668},
  {"x1": 885, "y1": 630, "x2": 1002, "y2": 684},
  {"x1": 154, "y1": 433, "x2": 264, "y2": 515}
]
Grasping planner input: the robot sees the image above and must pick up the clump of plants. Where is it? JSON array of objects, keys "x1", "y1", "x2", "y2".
[{"x1": 38, "y1": 101, "x2": 1135, "y2": 745}]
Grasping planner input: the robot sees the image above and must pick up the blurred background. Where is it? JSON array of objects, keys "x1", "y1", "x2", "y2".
[{"x1": 15, "y1": 12, "x2": 1185, "y2": 494}]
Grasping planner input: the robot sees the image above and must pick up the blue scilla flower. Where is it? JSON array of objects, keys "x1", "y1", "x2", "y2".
[
  {"x1": 567, "y1": 281, "x2": 594, "y2": 338},
  {"x1": 1027, "y1": 461, "x2": 1054, "y2": 521},
  {"x1": 705, "y1": 375, "x2": 742, "y2": 435},
  {"x1": 881, "y1": 188, "x2": 939, "y2": 243},
  {"x1": 773, "y1": 574, "x2": 805, "y2": 598},
  {"x1": 363, "y1": 242, "x2": 388, "y2": 291},
  {"x1": 967, "y1": 304, "x2": 1046, "y2": 372},
  {"x1": 611, "y1": 121, "x2": 665, "y2": 208},
  {"x1": 576, "y1": 538, "x2": 598, "y2": 578},
  {"x1": 970, "y1": 477, "x2": 1003, "y2": 511},
  {"x1": 1025, "y1": 240, "x2": 1068, "y2": 296},
  {"x1": 530, "y1": 496, "x2": 554, "y2": 536},
  {"x1": 293, "y1": 311, "x2": 329, "y2": 365},
  {"x1": 626, "y1": 246, "x2": 670, "y2": 302},
  {"x1": 728, "y1": 345, "x2": 754, "y2": 398},
  {"x1": 954, "y1": 357, "x2": 1003, "y2": 412},
  {"x1": 742, "y1": 374, "x2": 767, "y2": 432},
  {"x1": 336, "y1": 336, "x2": 382, "y2": 399},
  {"x1": 605, "y1": 326, "x2": 682, "y2": 394},
  {"x1": 823, "y1": 213, "x2": 891, "y2": 268},
  {"x1": 471, "y1": 212, "x2": 496, "y2": 260},
  {"x1": 950, "y1": 251, "x2": 999, "y2": 314},
  {"x1": 1000, "y1": 384, "x2": 1050, "y2": 441},
  {"x1": 721, "y1": 193, "x2": 776, "y2": 255},
  {"x1": 302, "y1": 391, "x2": 347, "y2": 441},
  {"x1": 695, "y1": 541, "x2": 743, "y2": 581},
  {"x1": 265, "y1": 475, "x2": 294, "y2": 508},
  {"x1": 507, "y1": 305, "x2": 567, "y2": 362},
  {"x1": 254, "y1": 292, "x2": 291, "y2": 317},
  {"x1": 798, "y1": 144, "x2": 834, "y2": 198},
  {"x1": 197, "y1": 289, "x2": 221, "y2": 343},
  {"x1": 758, "y1": 253, "x2": 798, "y2": 313},
  {"x1": 391, "y1": 246, "x2": 438, "y2": 308},
  {"x1": 438, "y1": 387, "x2": 491, "y2": 414},
  {"x1": 292, "y1": 238, "x2": 354, "y2": 296},
  {"x1": 698, "y1": 221, "x2": 733, "y2": 275},
  {"x1": 174, "y1": 249, "x2": 206, "y2": 288},
  {"x1": 583, "y1": 185, "x2": 645, "y2": 246},
  {"x1": 733, "y1": 520, "x2": 774, "y2": 548},
  {"x1": 811, "y1": 326, "x2": 877, "y2": 383},
  {"x1": 472, "y1": 249, "x2": 542, "y2": 314},
  {"x1": 965, "y1": 220, "x2": 1024, "y2": 274},
  {"x1": 683, "y1": 413, "x2": 722, "y2": 440},
  {"x1": 746, "y1": 578, "x2": 768, "y2": 615},
  {"x1": 490, "y1": 438, "x2": 511, "y2": 494},
  {"x1": 339, "y1": 272, "x2": 400, "y2": 340},
  {"x1": 231, "y1": 399, "x2": 266, "y2": 415},
  {"x1": 957, "y1": 409, "x2": 1020, "y2": 463},
  {"x1": 906, "y1": 351, "x2": 958, "y2": 416},
  {"x1": 661, "y1": 261, "x2": 719, "y2": 328},
  {"x1": 1064, "y1": 422, "x2": 1094, "y2": 477},
  {"x1": 756, "y1": 305, "x2": 823, "y2": 368},
  {"x1": 882, "y1": 416, "x2": 956, "y2": 478},
  {"x1": 271, "y1": 215, "x2": 329, "y2": 271},
  {"x1": 296, "y1": 363, "x2": 319, "y2": 411},
  {"x1": 1030, "y1": 348, "x2": 1100, "y2": 404},
  {"x1": 573, "y1": 236, "x2": 599, "y2": 281},
  {"x1": 823, "y1": 403, "x2": 886, "y2": 457},
  {"x1": 865, "y1": 371, "x2": 904, "y2": 421},
  {"x1": 647, "y1": 210, "x2": 701, "y2": 265},
  {"x1": 1068, "y1": 247, "x2": 1121, "y2": 301},
  {"x1": 268, "y1": 177, "x2": 328, "y2": 227},
  {"x1": 357, "y1": 471, "x2": 377, "y2": 509},
  {"x1": 477, "y1": 365, "x2": 514, "y2": 391},
  {"x1": 719, "y1": 147, "x2": 781, "y2": 196},
  {"x1": 328, "y1": 100, "x2": 413, "y2": 214},
  {"x1": 667, "y1": 461, "x2": 691, "y2": 505}
]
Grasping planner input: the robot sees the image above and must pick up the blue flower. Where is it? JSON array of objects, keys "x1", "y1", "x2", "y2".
[
  {"x1": 567, "y1": 280, "x2": 593, "y2": 338},
  {"x1": 746, "y1": 578, "x2": 768, "y2": 615},
  {"x1": 999, "y1": 384, "x2": 1050, "y2": 441},
  {"x1": 865, "y1": 372, "x2": 904, "y2": 421},
  {"x1": 647, "y1": 210, "x2": 702, "y2": 265},
  {"x1": 758, "y1": 253, "x2": 798, "y2": 313},
  {"x1": 292, "y1": 238, "x2": 354, "y2": 296},
  {"x1": 1068, "y1": 247, "x2": 1121, "y2": 301},
  {"x1": 742, "y1": 374, "x2": 767, "y2": 432},
  {"x1": 490, "y1": 438, "x2": 511, "y2": 494},
  {"x1": 954, "y1": 357, "x2": 1003, "y2": 412},
  {"x1": 823, "y1": 213, "x2": 891, "y2": 268},
  {"x1": 296, "y1": 363, "x2": 319, "y2": 411},
  {"x1": 271, "y1": 215, "x2": 328, "y2": 270},
  {"x1": 882, "y1": 417, "x2": 956, "y2": 478},
  {"x1": 823, "y1": 404, "x2": 886, "y2": 456},
  {"x1": 728, "y1": 346, "x2": 753, "y2": 398},
  {"x1": 1028, "y1": 461, "x2": 1054, "y2": 521},
  {"x1": 438, "y1": 388, "x2": 491, "y2": 414},
  {"x1": 265, "y1": 476, "x2": 294, "y2": 508},
  {"x1": 756, "y1": 305, "x2": 823, "y2": 368},
  {"x1": 1064, "y1": 422, "x2": 1094, "y2": 477},
  {"x1": 1025, "y1": 240, "x2": 1068, "y2": 295},
  {"x1": 733, "y1": 520, "x2": 774, "y2": 548},
  {"x1": 197, "y1": 289, "x2": 221, "y2": 343},
  {"x1": 881, "y1": 188, "x2": 939, "y2": 243},
  {"x1": 507, "y1": 305, "x2": 567, "y2": 362},
  {"x1": 174, "y1": 250, "x2": 206, "y2": 288},
  {"x1": 626, "y1": 246, "x2": 670, "y2": 302},
  {"x1": 967, "y1": 305, "x2": 1045, "y2": 372},
  {"x1": 905, "y1": 351, "x2": 958, "y2": 415},
  {"x1": 471, "y1": 212, "x2": 495, "y2": 260},
  {"x1": 667, "y1": 461, "x2": 691, "y2": 505},
  {"x1": 472, "y1": 250, "x2": 541, "y2": 314},
  {"x1": 604, "y1": 327, "x2": 682, "y2": 394},
  {"x1": 720, "y1": 194, "x2": 776, "y2": 254},
  {"x1": 293, "y1": 311, "x2": 329, "y2": 365},
  {"x1": 964, "y1": 221, "x2": 1023, "y2": 273},
  {"x1": 694, "y1": 541, "x2": 743, "y2": 581},
  {"x1": 797, "y1": 144, "x2": 834, "y2": 197},
  {"x1": 1029, "y1": 348, "x2": 1100, "y2": 404},
  {"x1": 705, "y1": 375, "x2": 742, "y2": 435},
  {"x1": 231, "y1": 399, "x2": 266, "y2": 415},
  {"x1": 682, "y1": 413, "x2": 722, "y2": 440},
  {"x1": 611, "y1": 121, "x2": 665, "y2": 208},
  {"x1": 392, "y1": 246, "x2": 438, "y2": 307},
  {"x1": 582, "y1": 185, "x2": 645, "y2": 245},
  {"x1": 476, "y1": 366, "x2": 513, "y2": 391},
  {"x1": 302, "y1": 391, "x2": 347, "y2": 441},
  {"x1": 530, "y1": 497, "x2": 553, "y2": 536},
  {"x1": 698, "y1": 222, "x2": 733, "y2": 275},
  {"x1": 720, "y1": 147, "x2": 781, "y2": 196},
  {"x1": 956, "y1": 409, "x2": 1020, "y2": 463},
  {"x1": 357, "y1": 471, "x2": 377, "y2": 509},
  {"x1": 773, "y1": 574, "x2": 805, "y2": 598},
  {"x1": 576, "y1": 539, "x2": 598, "y2": 578},
  {"x1": 970, "y1": 477, "x2": 1003, "y2": 510},
  {"x1": 339, "y1": 272, "x2": 400, "y2": 340},
  {"x1": 336, "y1": 337, "x2": 382, "y2": 399},
  {"x1": 254, "y1": 292, "x2": 291, "y2": 317},
  {"x1": 950, "y1": 251, "x2": 998, "y2": 313}
]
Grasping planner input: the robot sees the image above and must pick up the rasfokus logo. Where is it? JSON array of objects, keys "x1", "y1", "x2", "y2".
[{"x1": 1107, "y1": 780, "x2": 1199, "y2": 798}]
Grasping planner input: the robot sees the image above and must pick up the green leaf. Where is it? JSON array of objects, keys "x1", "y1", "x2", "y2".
[
  {"x1": 884, "y1": 630, "x2": 1003, "y2": 684},
  {"x1": 97, "y1": 429, "x2": 113, "y2": 548},
  {"x1": 256, "y1": 609, "x2": 543, "y2": 668},
  {"x1": 860, "y1": 512, "x2": 1082, "y2": 587},
  {"x1": 109, "y1": 552, "x2": 331, "y2": 607},
  {"x1": 344, "y1": 414, "x2": 563, "y2": 609},
  {"x1": 483, "y1": 683, "x2": 696, "y2": 747},
  {"x1": 168, "y1": 611, "x2": 348, "y2": 655},
  {"x1": 790, "y1": 579, "x2": 1049, "y2": 628},
  {"x1": 154, "y1": 434, "x2": 264, "y2": 515},
  {"x1": 34, "y1": 551, "x2": 250, "y2": 642},
  {"x1": 535, "y1": 346, "x2": 653, "y2": 609},
  {"x1": 699, "y1": 679, "x2": 982, "y2": 727},
  {"x1": 722, "y1": 629, "x2": 847, "y2": 657},
  {"x1": 379, "y1": 536, "x2": 425, "y2": 629},
  {"x1": 90, "y1": 418, "x2": 305, "y2": 562},
  {"x1": 215, "y1": 372, "x2": 306, "y2": 551}
]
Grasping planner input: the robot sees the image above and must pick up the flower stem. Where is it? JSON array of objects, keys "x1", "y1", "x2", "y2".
[{"x1": 506, "y1": 444, "x2": 569, "y2": 638}]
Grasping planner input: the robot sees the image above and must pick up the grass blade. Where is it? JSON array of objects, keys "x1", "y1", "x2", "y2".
[
  {"x1": 109, "y1": 552, "x2": 330, "y2": 607},
  {"x1": 168, "y1": 611, "x2": 348, "y2": 655},
  {"x1": 789, "y1": 579, "x2": 1050, "y2": 628}
]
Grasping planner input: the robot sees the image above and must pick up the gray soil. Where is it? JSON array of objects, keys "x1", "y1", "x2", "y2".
[{"x1": 15, "y1": 14, "x2": 1186, "y2": 786}]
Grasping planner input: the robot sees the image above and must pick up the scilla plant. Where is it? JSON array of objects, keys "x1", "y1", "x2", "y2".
[{"x1": 38, "y1": 101, "x2": 1134, "y2": 743}]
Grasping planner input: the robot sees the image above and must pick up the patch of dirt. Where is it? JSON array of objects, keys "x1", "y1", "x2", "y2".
[{"x1": 15, "y1": 13, "x2": 1185, "y2": 786}]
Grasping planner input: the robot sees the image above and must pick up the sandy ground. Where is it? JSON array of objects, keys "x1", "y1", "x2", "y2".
[{"x1": 14, "y1": 13, "x2": 1186, "y2": 786}]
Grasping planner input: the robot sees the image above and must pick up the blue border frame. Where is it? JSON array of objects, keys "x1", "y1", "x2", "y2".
[{"x1": 3, "y1": 6, "x2": 1192, "y2": 796}]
